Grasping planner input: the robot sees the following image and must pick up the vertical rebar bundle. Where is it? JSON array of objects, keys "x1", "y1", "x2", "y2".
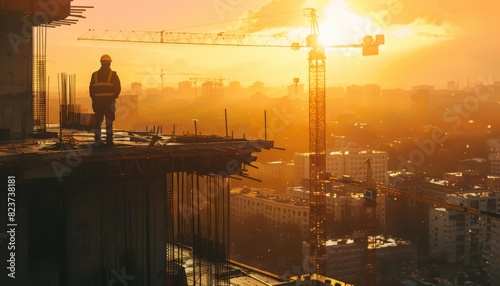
[
  {"x1": 168, "y1": 171, "x2": 231, "y2": 285},
  {"x1": 33, "y1": 25, "x2": 47, "y2": 133},
  {"x1": 58, "y1": 73, "x2": 77, "y2": 128}
]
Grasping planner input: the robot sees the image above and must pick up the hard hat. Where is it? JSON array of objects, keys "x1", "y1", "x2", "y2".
[{"x1": 100, "y1": 54, "x2": 112, "y2": 62}]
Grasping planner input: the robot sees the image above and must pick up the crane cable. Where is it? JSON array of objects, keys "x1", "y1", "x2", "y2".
[{"x1": 167, "y1": 9, "x2": 304, "y2": 32}]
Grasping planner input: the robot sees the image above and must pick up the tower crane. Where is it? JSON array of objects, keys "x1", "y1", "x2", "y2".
[
  {"x1": 78, "y1": 8, "x2": 384, "y2": 276},
  {"x1": 331, "y1": 164, "x2": 500, "y2": 286},
  {"x1": 138, "y1": 68, "x2": 200, "y2": 96},
  {"x1": 188, "y1": 77, "x2": 225, "y2": 98},
  {"x1": 160, "y1": 71, "x2": 201, "y2": 96}
]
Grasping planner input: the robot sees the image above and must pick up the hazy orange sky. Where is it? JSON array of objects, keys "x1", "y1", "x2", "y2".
[{"x1": 46, "y1": 0, "x2": 500, "y2": 92}]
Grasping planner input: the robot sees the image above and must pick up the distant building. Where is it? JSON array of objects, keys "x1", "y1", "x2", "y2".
[
  {"x1": 286, "y1": 186, "x2": 386, "y2": 229},
  {"x1": 201, "y1": 79, "x2": 224, "y2": 98},
  {"x1": 387, "y1": 171, "x2": 500, "y2": 276},
  {"x1": 345, "y1": 84, "x2": 381, "y2": 107},
  {"x1": 326, "y1": 86, "x2": 346, "y2": 99},
  {"x1": 429, "y1": 207, "x2": 467, "y2": 263},
  {"x1": 332, "y1": 135, "x2": 348, "y2": 150},
  {"x1": 177, "y1": 81, "x2": 194, "y2": 98},
  {"x1": 230, "y1": 187, "x2": 310, "y2": 237},
  {"x1": 488, "y1": 153, "x2": 500, "y2": 175},
  {"x1": 249, "y1": 81, "x2": 265, "y2": 95},
  {"x1": 260, "y1": 160, "x2": 295, "y2": 191},
  {"x1": 131, "y1": 82, "x2": 143, "y2": 97},
  {"x1": 447, "y1": 80, "x2": 458, "y2": 91},
  {"x1": 444, "y1": 162, "x2": 489, "y2": 187},
  {"x1": 488, "y1": 219, "x2": 500, "y2": 285},
  {"x1": 387, "y1": 173, "x2": 487, "y2": 255},
  {"x1": 410, "y1": 89, "x2": 431, "y2": 115},
  {"x1": 287, "y1": 83, "x2": 305, "y2": 98},
  {"x1": 302, "y1": 235, "x2": 417, "y2": 286},
  {"x1": 381, "y1": 88, "x2": 412, "y2": 109},
  {"x1": 486, "y1": 175, "x2": 500, "y2": 190},
  {"x1": 457, "y1": 158, "x2": 489, "y2": 177},
  {"x1": 429, "y1": 191, "x2": 500, "y2": 267},
  {"x1": 226, "y1": 80, "x2": 245, "y2": 98},
  {"x1": 412, "y1": 85, "x2": 434, "y2": 92},
  {"x1": 230, "y1": 187, "x2": 386, "y2": 238},
  {"x1": 293, "y1": 147, "x2": 388, "y2": 186}
]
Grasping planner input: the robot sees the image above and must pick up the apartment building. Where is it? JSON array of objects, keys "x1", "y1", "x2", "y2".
[
  {"x1": 230, "y1": 187, "x2": 310, "y2": 237},
  {"x1": 302, "y1": 235, "x2": 416, "y2": 286},
  {"x1": 294, "y1": 148, "x2": 388, "y2": 186},
  {"x1": 286, "y1": 186, "x2": 386, "y2": 229},
  {"x1": 429, "y1": 191, "x2": 500, "y2": 276},
  {"x1": 231, "y1": 186, "x2": 386, "y2": 238}
]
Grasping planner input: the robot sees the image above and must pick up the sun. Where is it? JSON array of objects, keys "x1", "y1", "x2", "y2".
[{"x1": 316, "y1": 0, "x2": 381, "y2": 46}]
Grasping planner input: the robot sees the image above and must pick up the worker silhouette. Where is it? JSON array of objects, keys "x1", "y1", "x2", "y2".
[{"x1": 89, "y1": 54, "x2": 121, "y2": 147}]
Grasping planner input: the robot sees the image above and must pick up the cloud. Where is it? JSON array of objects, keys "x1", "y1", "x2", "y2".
[
  {"x1": 227, "y1": 0, "x2": 330, "y2": 33},
  {"x1": 347, "y1": 0, "x2": 449, "y2": 26},
  {"x1": 213, "y1": 0, "x2": 500, "y2": 89},
  {"x1": 227, "y1": 0, "x2": 463, "y2": 40}
]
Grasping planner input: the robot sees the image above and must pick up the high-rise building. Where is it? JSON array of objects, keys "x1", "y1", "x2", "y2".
[{"x1": 429, "y1": 191, "x2": 500, "y2": 274}]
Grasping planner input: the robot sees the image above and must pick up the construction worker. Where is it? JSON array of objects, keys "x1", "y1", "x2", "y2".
[{"x1": 89, "y1": 54, "x2": 121, "y2": 147}]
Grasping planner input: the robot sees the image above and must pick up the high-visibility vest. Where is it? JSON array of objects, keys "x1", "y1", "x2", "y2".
[{"x1": 92, "y1": 70, "x2": 116, "y2": 97}]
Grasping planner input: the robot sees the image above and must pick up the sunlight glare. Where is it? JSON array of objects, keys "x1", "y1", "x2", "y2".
[{"x1": 317, "y1": 0, "x2": 381, "y2": 46}]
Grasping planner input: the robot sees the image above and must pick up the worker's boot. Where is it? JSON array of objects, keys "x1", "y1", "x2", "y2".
[
  {"x1": 93, "y1": 131, "x2": 103, "y2": 147},
  {"x1": 105, "y1": 118, "x2": 114, "y2": 147},
  {"x1": 106, "y1": 134, "x2": 114, "y2": 147}
]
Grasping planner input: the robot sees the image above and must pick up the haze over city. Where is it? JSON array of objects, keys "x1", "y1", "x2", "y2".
[{"x1": 4, "y1": 1, "x2": 500, "y2": 285}]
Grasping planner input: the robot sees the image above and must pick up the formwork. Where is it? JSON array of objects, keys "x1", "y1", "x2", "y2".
[{"x1": 0, "y1": 137, "x2": 273, "y2": 285}]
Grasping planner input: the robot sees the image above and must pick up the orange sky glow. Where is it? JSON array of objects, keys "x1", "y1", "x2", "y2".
[{"x1": 46, "y1": 0, "x2": 500, "y2": 92}]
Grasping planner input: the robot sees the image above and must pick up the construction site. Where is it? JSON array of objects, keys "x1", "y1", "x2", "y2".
[
  {"x1": 0, "y1": 1, "x2": 368, "y2": 285},
  {"x1": 5, "y1": 1, "x2": 499, "y2": 286}
]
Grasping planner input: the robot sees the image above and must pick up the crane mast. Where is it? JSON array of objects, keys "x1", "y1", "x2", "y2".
[{"x1": 304, "y1": 8, "x2": 327, "y2": 275}]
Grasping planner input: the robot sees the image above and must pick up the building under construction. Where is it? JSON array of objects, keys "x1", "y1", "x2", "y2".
[
  {"x1": 0, "y1": 2, "x2": 364, "y2": 286},
  {"x1": 0, "y1": 130, "x2": 278, "y2": 286},
  {"x1": 0, "y1": 2, "x2": 280, "y2": 286}
]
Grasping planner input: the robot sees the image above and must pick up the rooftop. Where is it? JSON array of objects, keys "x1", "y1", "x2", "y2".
[
  {"x1": 231, "y1": 187, "x2": 309, "y2": 207},
  {"x1": 0, "y1": 128, "x2": 273, "y2": 179},
  {"x1": 321, "y1": 235, "x2": 412, "y2": 249}
]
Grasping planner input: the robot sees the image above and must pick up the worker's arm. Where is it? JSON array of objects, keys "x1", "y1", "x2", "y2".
[
  {"x1": 113, "y1": 72, "x2": 121, "y2": 98},
  {"x1": 89, "y1": 72, "x2": 95, "y2": 98}
]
